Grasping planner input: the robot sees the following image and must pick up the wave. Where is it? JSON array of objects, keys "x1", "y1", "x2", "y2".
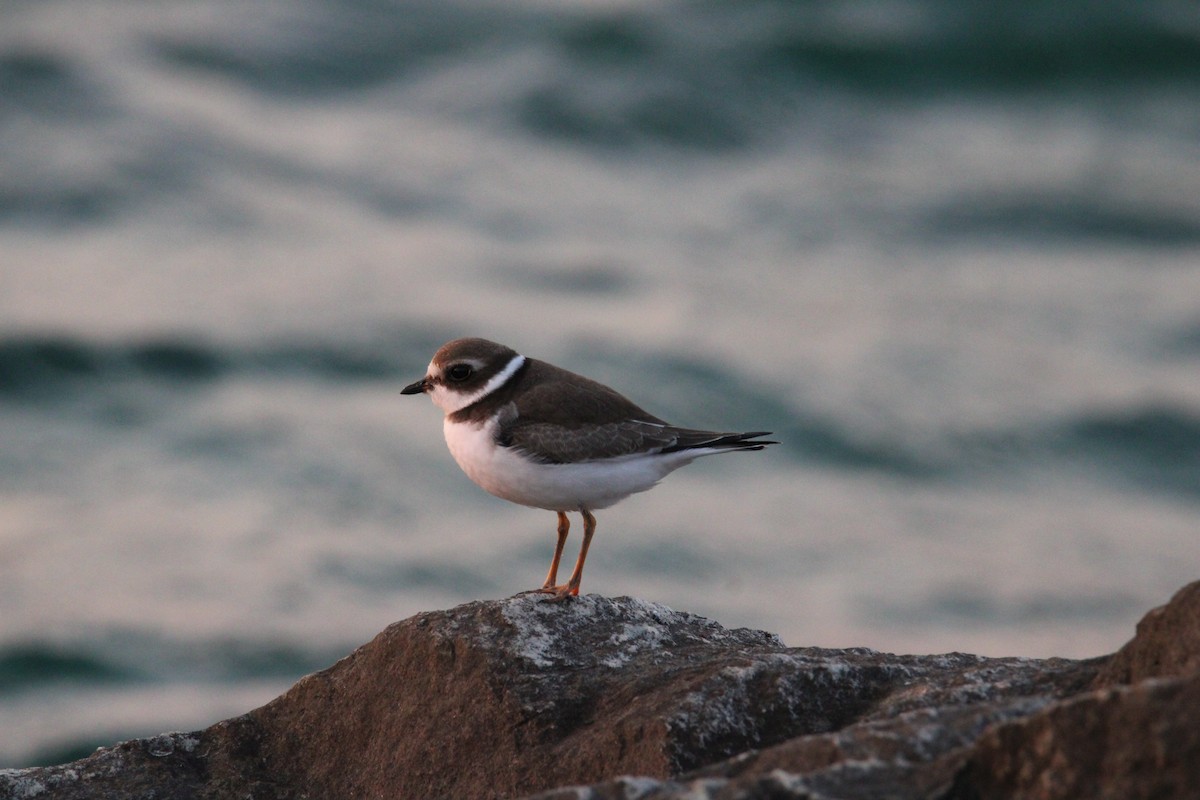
[
  {"x1": 0, "y1": 644, "x2": 136, "y2": 693},
  {"x1": 149, "y1": 1, "x2": 518, "y2": 98},
  {"x1": 925, "y1": 192, "x2": 1200, "y2": 247},
  {"x1": 142, "y1": 1, "x2": 1200, "y2": 103},
  {"x1": 1060, "y1": 404, "x2": 1200, "y2": 499},
  {"x1": 2, "y1": 1, "x2": 1194, "y2": 236},
  {"x1": 0, "y1": 635, "x2": 343, "y2": 696},
  {"x1": 0, "y1": 331, "x2": 451, "y2": 399},
  {"x1": 516, "y1": 0, "x2": 1200, "y2": 148},
  {"x1": 3, "y1": 333, "x2": 1198, "y2": 498},
  {"x1": 782, "y1": 400, "x2": 1200, "y2": 499},
  {"x1": 8, "y1": 2, "x2": 1195, "y2": 143}
]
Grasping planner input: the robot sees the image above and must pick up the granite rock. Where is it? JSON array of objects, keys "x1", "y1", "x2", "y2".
[{"x1": 2, "y1": 582, "x2": 1198, "y2": 800}]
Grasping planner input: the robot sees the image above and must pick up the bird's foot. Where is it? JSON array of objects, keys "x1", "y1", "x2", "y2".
[{"x1": 535, "y1": 583, "x2": 579, "y2": 602}]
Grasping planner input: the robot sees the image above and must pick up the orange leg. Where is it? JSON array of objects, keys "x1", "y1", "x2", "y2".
[
  {"x1": 539, "y1": 512, "x2": 570, "y2": 591},
  {"x1": 546, "y1": 508, "x2": 595, "y2": 601},
  {"x1": 538, "y1": 509, "x2": 596, "y2": 601}
]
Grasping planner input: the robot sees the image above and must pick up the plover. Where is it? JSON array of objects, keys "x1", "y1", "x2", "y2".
[{"x1": 401, "y1": 337, "x2": 776, "y2": 599}]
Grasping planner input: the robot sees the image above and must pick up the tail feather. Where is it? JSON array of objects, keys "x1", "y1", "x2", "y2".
[{"x1": 661, "y1": 429, "x2": 778, "y2": 454}]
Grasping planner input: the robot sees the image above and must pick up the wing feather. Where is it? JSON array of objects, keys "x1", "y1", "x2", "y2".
[{"x1": 494, "y1": 357, "x2": 776, "y2": 463}]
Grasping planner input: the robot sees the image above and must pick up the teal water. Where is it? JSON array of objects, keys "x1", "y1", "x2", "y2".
[{"x1": 2, "y1": 0, "x2": 1199, "y2": 768}]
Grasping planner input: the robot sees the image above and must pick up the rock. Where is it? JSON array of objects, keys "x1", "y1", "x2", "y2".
[
  {"x1": 1, "y1": 584, "x2": 1197, "y2": 800},
  {"x1": 1093, "y1": 580, "x2": 1200, "y2": 687},
  {"x1": 941, "y1": 579, "x2": 1200, "y2": 800},
  {"x1": 944, "y1": 673, "x2": 1200, "y2": 800}
]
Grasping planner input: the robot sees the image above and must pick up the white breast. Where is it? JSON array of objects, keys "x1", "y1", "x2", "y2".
[{"x1": 443, "y1": 415, "x2": 702, "y2": 512}]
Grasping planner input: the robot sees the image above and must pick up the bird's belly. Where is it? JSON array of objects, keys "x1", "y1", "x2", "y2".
[{"x1": 443, "y1": 418, "x2": 687, "y2": 511}]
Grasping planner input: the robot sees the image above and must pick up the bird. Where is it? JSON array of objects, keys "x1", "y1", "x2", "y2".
[{"x1": 401, "y1": 337, "x2": 776, "y2": 600}]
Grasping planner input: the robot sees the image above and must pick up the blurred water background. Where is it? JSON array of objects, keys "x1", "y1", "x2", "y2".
[{"x1": 3, "y1": 0, "x2": 1200, "y2": 769}]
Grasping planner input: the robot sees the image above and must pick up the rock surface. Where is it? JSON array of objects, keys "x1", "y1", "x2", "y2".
[
  {"x1": 1093, "y1": 580, "x2": 1200, "y2": 687},
  {"x1": 2, "y1": 582, "x2": 1198, "y2": 800}
]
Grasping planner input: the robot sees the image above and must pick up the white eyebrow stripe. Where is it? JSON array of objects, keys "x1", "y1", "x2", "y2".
[{"x1": 455, "y1": 353, "x2": 527, "y2": 410}]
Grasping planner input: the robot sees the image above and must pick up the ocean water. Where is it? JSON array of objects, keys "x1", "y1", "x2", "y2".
[{"x1": 3, "y1": 0, "x2": 1200, "y2": 769}]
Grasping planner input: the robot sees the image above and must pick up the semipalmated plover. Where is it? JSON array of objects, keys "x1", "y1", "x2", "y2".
[{"x1": 402, "y1": 337, "x2": 776, "y2": 599}]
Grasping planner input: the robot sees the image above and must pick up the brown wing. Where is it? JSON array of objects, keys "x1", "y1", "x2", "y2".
[
  {"x1": 494, "y1": 358, "x2": 670, "y2": 462},
  {"x1": 502, "y1": 418, "x2": 683, "y2": 463},
  {"x1": 495, "y1": 358, "x2": 775, "y2": 463}
]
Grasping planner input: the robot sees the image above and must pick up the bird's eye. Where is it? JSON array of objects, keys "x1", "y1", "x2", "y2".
[{"x1": 447, "y1": 364, "x2": 473, "y2": 382}]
